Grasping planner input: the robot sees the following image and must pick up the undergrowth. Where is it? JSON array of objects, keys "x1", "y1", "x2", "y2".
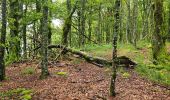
[
  {"x1": 0, "y1": 88, "x2": 32, "y2": 100},
  {"x1": 136, "y1": 64, "x2": 170, "y2": 86}
]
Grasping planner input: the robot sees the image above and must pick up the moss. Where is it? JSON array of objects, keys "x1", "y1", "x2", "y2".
[
  {"x1": 122, "y1": 72, "x2": 131, "y2": 78},
  {"x1": 55, "y1": 72, "x2": 68, "y2": 77}
]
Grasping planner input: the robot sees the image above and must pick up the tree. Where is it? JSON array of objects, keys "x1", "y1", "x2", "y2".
[
  {"x1": 0, "y1": 0, "x2": 7, "y2": 81},
  {"x1": 40, "y1": 0, "x2": 50, "y2": 79},
  {"x1": 62, "y1": 1, "x2": 77, "y2": 46},
  {"x1": 80, "y1": 0, "x2": 86, "y2": 47},
  {"x1": 9, "y1": 0, "x2": 21, "y2": 61},
  {"x1": 110, "y1": 0, "x2": 121, "y2": 97},
  {"x1": 152, "y1": 0, "x2": 167, "y2": 64},
  {"x1": 22, "y1": 1, "x2": 28, "y2": 59}
]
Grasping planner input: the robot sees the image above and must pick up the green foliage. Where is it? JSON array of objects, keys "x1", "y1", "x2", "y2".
[
  {"x1": 0, "y1": 88, "x2": 32, "y2": 100},
  {"x1": 21, "y1": 67, "x2": 35, "y2": 75},
  {"x1": 136, "y1": 64, "x2": 170, "y2": 86}
]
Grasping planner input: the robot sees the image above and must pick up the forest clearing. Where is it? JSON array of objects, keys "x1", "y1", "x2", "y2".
[{"x1": 0, "y1": 0, "x2": 170, "y2": 100}]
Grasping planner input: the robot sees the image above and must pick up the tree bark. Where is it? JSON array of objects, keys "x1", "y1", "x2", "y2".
[
  {"x1": 40, "y1": 0, "x2": 50, "y2": 79},
  {"x1": 62, "y1": 2, "x2": 77, "y2": 46},
  {"x1": 152, "y1": 0, "x2": 166, "y2": 64},
  {"x1": 22, "y1": 4, "x2": 28, "y2": 59},
  {"x1": 110, "y1": 0, "x2": 121, "y2": 97},
  {"x1": 0, "y1": 0, "x2": 7, "y2": 81},
  {"x1": 9, "y1": 0, "x2": 20, "y2": 61}
]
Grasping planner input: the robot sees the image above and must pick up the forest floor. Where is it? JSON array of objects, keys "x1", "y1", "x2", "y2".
[
  {"x1": 0, "y1": 43, "x2": 170, "y2": 100},
  {"x1": 0, "y1": 57, "x2": 170, "y2": 100}
]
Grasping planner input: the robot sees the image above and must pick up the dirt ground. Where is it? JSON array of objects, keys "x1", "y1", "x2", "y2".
[{"x1": 0, "y1": 58, "x2": 170, "y2": 100}]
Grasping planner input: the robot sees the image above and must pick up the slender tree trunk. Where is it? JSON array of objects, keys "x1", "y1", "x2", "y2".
[
  {"x1": 98, "y1": 3, "x2": 102, "y2": 44},
  {"x1": 77, "y1": 10, "x2": 81, "y2": 47},
  {"x1": 80, "y1": 0, "x2": 86, "y2": 46},
  {"x1": 110, "y1": 0, "x2": 121, "y2": 97},
  {"x1": 67, "y1": 0, "x2": 72, "y2": 46},
  {"x1": 0, "y1": 0, "x2": 7, "y2": 81},
  {"x1": 168, "y1": 1, "x2": 170, "y2": 41},
  {"x1": 126, "y1": 0, "x2": 132, "y2": 43},
  {"x1": 33, "y1": 0, "x2": 41, "y2": 58},
  {"x1": 119, "y1": 2, "x2": 123, "y2": 43},
  {"x1": 22, "y1": 4, "x2": 28, "y2": 59},
  {"x1": 132, "y1": 0, "x2": 138, "y2": 47},
  {"x1": 88, "y1": 5, "x2": 92, "y2": 44},
  {"x1": 142, "y1": 0, "x2": 150, "y2": 39},
  {"x1": 48, "y1": 0, "x2": 52, "y2": 45},
  {"x1": 106, "y1": 8, "x2": 112, "y2": 44},
  {"x1": 40, "y1": 0, "x2": 50, "y2": 79}
]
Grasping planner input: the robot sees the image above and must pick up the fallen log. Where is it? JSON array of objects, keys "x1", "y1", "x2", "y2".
[{"x1": 48, "y1": 45, "x2": 137, "y2": 68}]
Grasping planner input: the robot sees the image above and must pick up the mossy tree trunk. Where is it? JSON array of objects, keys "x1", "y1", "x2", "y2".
[
  {"x1": 152, "y1": 0, "x2": 167, "y2": 64},
  {"x1": 62, "y1": 2, "x2": 77, "y2": 47},
  {"x1": 0, "y1": 0, "x2": 7, "y2": 81},
  {"x1": 40, "y1": 0, "x2": 50, "y2": 79},
  {"x1": 110, "y1": 0, "x2": 121, "y2": 97},
  {"x1": 9, "y1": 0, "x2": 21, "y2": 61}
]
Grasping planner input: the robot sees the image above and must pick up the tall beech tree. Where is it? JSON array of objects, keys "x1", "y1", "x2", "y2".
[
  {"x1": 40, "y1": 0, "x2": 50, "y2": 79},
  {"x1": 0, "y1": 0, "x2": 7, "y2": 81},
  {"x1": 110, "y1": 0, "x2": 121, "y2": 96}
]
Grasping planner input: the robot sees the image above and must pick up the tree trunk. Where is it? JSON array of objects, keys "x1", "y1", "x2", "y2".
[
  {"x1": 40, "y1": 0, "x2": 50, "y2": 79},
  {"x1": 22, "y1": 4, "x2": 28, "y2": 59},
  {"x1": 152, "y1": 0, "x2": 166, "y2": 64},
  {"x1": 110, "y1": 0, "x2": 121, "y2": 97},
  {"x1": 98, "y1": 3, "x2": 102, "y2": 44},
  {"x1": 9, "y1": 0, "x2": 20, "y2": 61},
  {"x1": 168, "y1": 1, "x2": 170, "y2": 41},
  {"x1": 88, "y1": 5, "x2": 92, "y2": 44},
  {"x1": 80, "y1": 0, "x2": 86, "y2": 46},
  {"x1": 126, "y1": 0, "x2": 132, "y2": 43},
  {"x1": 132, "y1": 0, "x2": 138, "y2": 47},
  {"x1": 67, "y1": 0, "x2": 72, "y2": 46},
  {"x1": 62, "y1": 2, "x2": 77, "y2": 46},
  {"x1": 48, "y1": 1, "x2": 52, "y2": 44},
  {"x1": 0, "y1": 0, "x2": 7, "y2": 81}
]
